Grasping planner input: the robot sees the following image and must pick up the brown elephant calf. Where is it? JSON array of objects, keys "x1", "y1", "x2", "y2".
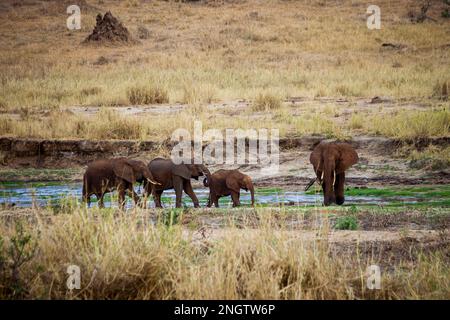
[
  {"x1": 203, "y1": 169, "x2": 255, "y2": 207},
  {"x1": 82, "y1": 158, "x2": 159, "y2": 209}
]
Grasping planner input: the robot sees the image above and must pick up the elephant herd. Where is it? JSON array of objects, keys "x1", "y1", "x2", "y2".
[{"x1": 82, "y1": 141, "x2": 358, "y2": 209}]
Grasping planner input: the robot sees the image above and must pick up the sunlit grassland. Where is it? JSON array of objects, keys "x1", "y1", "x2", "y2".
[
  {"x1": 0, "y1": 0, "x2": 449, "y2": 111},
  {"x1": 0, "y1": 105, "x2": 448, "y2": 140},
  {"x1": 0, "y1": 1, "x2": 449, "y2": 142}
]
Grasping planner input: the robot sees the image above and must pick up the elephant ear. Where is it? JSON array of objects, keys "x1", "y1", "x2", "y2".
[
  {"x1": 336, "y1": 143, "x2": 359, "y2": 173},
  {"x1": 172, "y1": 163, "x2": 192, "y2": 180},
  {"x1": 309, "y1": 145, "x2": 322, "y2": 174},
  {"x1": 113, "y1": 160, "x2": 135, "y2": 184}
]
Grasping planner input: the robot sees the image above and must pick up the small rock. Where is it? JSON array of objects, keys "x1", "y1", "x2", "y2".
[{"x1": 381, "y1": 43, "x2": 407, "y2": 50}]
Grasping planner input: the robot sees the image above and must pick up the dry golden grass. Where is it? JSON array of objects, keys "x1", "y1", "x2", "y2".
[
  {"x1": 0, "y1": 0, "x2": 449, "y2": 110},
  {"x1": 127, "y1": 85, "x2": 169, "y2": 105},
  {"x1": 0, "y1": 206, "x2": 448, "y2": 299},
  {"x1": 252, "y1": 93, "x2": 282, "y2": 112},
  {"x1": 400, "y1": 144, "x2": 450, "y2": 170},
  {"x1": 366, "y1": 108, "x2": 450, "y2": 139},
  {"x1": 0, "y1": 0, "x2": 449, "y2": 141},
  {"x1": 0, "y1": 105, "x2": 448, "y2": 141}
]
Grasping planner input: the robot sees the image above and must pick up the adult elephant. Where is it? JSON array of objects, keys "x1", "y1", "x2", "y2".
[
  {"x1": 82, "y1": 158, "x2": 159, "y2": 209},
  {"x1": 203, "y1": 169, "x2": 255, "y2": 208},
  {"x1": 144, "y1": 158, "x2": 211, "y2": 208},
  {"x1": 306, "y1": 142, "x2": 358, "y2": 206}
]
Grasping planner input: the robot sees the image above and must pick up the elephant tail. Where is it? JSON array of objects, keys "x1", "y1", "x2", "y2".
[{"x1": 244, "y1": 176, "x2": 255, "y2": 207}]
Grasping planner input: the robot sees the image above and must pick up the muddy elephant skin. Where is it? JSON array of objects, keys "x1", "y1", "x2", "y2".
[
  {"x1": 203, "y1": 169, "x2": 255, "y2": 207},
  {"x1": 309, "y1": 142, "x2": 358, "y2": 206},
  {"x1": 82, "y1": 158, "x2": 158, "y2": 209},
  {"x1": 144, "y1": 158, "x2": 210, "y2": 208}
]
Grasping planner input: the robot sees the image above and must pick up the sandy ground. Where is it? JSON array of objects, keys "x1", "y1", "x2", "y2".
[{"x1": 187, "y1": 228, "x2": 441, "y2": 244}]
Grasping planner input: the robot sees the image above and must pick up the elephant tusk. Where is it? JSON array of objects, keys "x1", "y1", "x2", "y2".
[
  {"x1": 320, "y1": 171, "x2": 324, "y2": 181},
  {"x1": 147, "y1": 178, "x2": 161, "y2": 185}
]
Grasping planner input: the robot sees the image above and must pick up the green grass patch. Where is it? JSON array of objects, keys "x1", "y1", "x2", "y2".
[
  {"x1": 305, "y1": 185, "x2": 450, "y2": 199},
  {"x1": 334, "y1": 215, "x2": 358, "y2": 230}
]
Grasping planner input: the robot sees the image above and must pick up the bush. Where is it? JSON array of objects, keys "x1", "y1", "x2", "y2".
[
  {"x1": 79, "y1": 87, "x2": 102, "y2": 97},
  {"x1": 127, "y1": 85, "x2": 169, "y2": 105},
  {"x1": 252, "y1": 93, "x2": 282, "y2": 112},
  {"x1": 334, "y1": 216, "x2": 358, "y2": 230},
  {"x1": 0, "y1": 222, "x2": 38, "y2": 299},
  {"x1": 409, "y1": 146, "x2": 450, "y2": 170}
]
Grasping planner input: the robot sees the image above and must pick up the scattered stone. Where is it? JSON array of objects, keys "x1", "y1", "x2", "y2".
[
  {"x1": 137, "y1": 25, "x2": 150, "y2": 39},
  {"x1": 381, "y1": 43, "x2": 407, "y2": 50},
  {"x1": 248, "y1": 11, "x2": 259, "y2": 19},
  {"x1": 370, "y1": 96, "x2": 393, "y2": 104},
  {"x1": 84, "y1": 11, "x2": 138, "y2": 45},
  {"x1": 93, "y1": 56, "x2": 109, "y2": 65}
]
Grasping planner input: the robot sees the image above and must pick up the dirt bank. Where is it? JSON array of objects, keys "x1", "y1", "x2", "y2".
[
  {"x1": 1, "y1": 136, "x2": 449, "y2": 167},
  {"x1": 1, "y1": 136, "x2": 449, "y2": 186}
]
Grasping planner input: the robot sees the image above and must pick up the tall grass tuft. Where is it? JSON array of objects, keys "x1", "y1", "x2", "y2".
[
  {"x1": 252, "y1": 93, "x2": 282, "y2": 112},
  {"x1": 367, "y1": 109, "x2": 450, "y2": 139},
  {"x1": 127, "y1": 85, "x2": 169, "y2": 105}
]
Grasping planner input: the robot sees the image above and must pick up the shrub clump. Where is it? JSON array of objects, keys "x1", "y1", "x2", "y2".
[
  {"x1": 252, "y1": 93, "x2": 282, "y2": 111},
  {"x1": 334, "y1": 215, "x2": 358, "y2": 230},
  {"x1": 127, "y1": 85, "x2": 169, "y2": 105}
]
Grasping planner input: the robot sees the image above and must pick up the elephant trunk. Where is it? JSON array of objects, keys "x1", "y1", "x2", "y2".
[
  {"x1": 244, "y1": 177, "x2": 255, "y2": 207},
  {"x1": 249, "y1": 184, "x2": 255, "y2": 207},
  {"x1": 201, "y1": 164, "x2": 211, "y2": 178},
  {"x1": 322, "y1": 159, "x2": 336, "y2": 206}
]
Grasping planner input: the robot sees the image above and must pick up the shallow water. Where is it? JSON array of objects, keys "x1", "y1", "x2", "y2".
[{"x1": 0, "y1": 181, "x2": 425, "y2": 208}]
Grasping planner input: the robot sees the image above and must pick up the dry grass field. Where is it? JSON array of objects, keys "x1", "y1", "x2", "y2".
[
  {"x1": 0, "y1": 0, "x2": 449, "y2": 141},
  {"x1": 0, "y1": 205, "x2": 449, "y2": 299}
]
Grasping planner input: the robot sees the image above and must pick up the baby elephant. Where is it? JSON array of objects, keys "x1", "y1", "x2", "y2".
[{"x1": 203, "y1": 169, "x2": 255, "y2": 207}]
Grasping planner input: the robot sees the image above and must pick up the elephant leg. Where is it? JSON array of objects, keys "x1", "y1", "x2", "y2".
[
  {"x1": 231, "y1": 191, "x2": 240, "y2": 207},
  {"x1": 117, "y1": 185, "x2": 126, "y2": 210},
  {"x1": 214, "y1": 195, "x2": 220, "y2": 208},
  {"x1": 206, "y1": 193, "x2": 212, "y2": 208},
  {"x1": 96, "y1": 193, "x2": 105, "y2": 208},
  {"x1": 173, "y1": 176, "x2": 184, "y2": 208},
  {"x1": 154, "y1": 189, "x2": 164, "y2": 208},
  {"x1": 335, "y1": 172, "x2": 346, "y2": 205},
  {"x1": 142, "y1": 191, "x2": 148, "y2": 209},
  {"x1": 83, "y1": 193, "x2": 91, "y2": 208},
  {"x1": 183, "y1": 180, "x2": 200, "y2": 208},
  {"x1": 126, "y1": 186, "x2": 140, "y2": 207}
]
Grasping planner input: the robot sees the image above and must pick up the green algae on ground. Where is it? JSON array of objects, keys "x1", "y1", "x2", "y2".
[{"x1": 305, "y1": 185, "x2": 450, "y2": 198}]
